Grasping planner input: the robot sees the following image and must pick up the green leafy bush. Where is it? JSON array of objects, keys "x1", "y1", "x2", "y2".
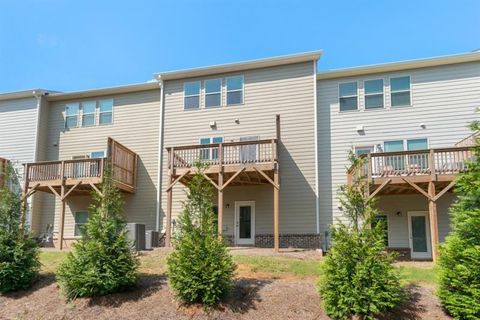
[
  {"x1": 318, "y1": 154, "x2": 403, "y2": 319},
  {"x1": 167, "y1": 164, "x2": 236, "y2": 307},
  {"x1": 56, "y1": 169, "x2": 139, "y2": 299},
  {"x1": 0, "y1": 165, "x2": 40, "y2": 293},
  {"x1": 438, "y1": 122, "x2": 480, "y2": 319}
]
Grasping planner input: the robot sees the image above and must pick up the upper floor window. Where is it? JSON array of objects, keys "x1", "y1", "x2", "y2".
[
  {"x1": 99, "y1": 99, "x2": 113, "y2": 125},
  {"x1": 364, "y1": 79, "x2": 384, "y2": 109},
  {"x1": 226, "y1": 76, "x2": 244, "y2": 105},
  {"x1": 200, "y1": 137, "x2": 223, "y2": 160},
  {"x1": 65, "y1": 103, "x2": 79, "y2": 128},
  {"x1": 205, "y1": 79, "x2": 221, "y2": 108},
  {"x1": 390, "y1": 76, "x2": 411, "y2": 107},
  {"x1": 81, "y1": 101, "x2": 96, "y2": 127},
  {"x1": 184, "y1": 81, "x2": 200, "y2": 110},
  {"x1": 339, "y1": 82, "x2": 358, "y2": 111}
]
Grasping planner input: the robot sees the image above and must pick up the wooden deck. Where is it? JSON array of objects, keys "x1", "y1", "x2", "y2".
[{"x1": 348, "y1": 146, "x2": 475, "y2": 261}]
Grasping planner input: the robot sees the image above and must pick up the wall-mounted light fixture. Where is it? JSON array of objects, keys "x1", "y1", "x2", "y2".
[
  {"x1": 234, "y1": 118, "x2": 240, "y2": 124},
  {"x1": 420, "y1": 123, "x2": 426, "y2": 129},
  {"x1": 209, "y1": 121, "x2": 217, "y2": 129},
  {"x1": 396, "y1": 211, "x2": 402, "y2": 216},
  {"x1": 225, "y1": 203, "x2": 230, "y2": 209}
]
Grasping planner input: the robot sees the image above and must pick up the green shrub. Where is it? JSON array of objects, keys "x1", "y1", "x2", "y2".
[
  {"x1": 167, "y1": 163, "x2": 236, "y2": 307},
  {"x1": 56, "y1": 169, "x2": 139, "y2": 299},
  {"x1": 318, "y1": 154, "x2": 403, "y2": 320},
  {"x1": 0, "y1": 165, "x2": 40, "y2": 293},
  {"x1": 438, "y1": 122, "x2": 480, "y2": 319}
]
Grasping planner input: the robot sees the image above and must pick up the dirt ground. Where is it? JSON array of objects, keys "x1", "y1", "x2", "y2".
[{"x1": 0, "y1": 248, "x2": 450, "y2": 320}]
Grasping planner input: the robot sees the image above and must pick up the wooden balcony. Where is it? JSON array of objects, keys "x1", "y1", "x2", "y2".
[
  {"x1": 0, "y1": 157, "x2": 7, "y2": 188},
  {"x1": 167, "y1": 139, "x2": 278, "y2": 186},
  {"x1": 24, "y1": 138, "x2": 138, "y2": 196}
]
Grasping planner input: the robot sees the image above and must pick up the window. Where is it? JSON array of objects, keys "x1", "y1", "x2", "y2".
[
  {"x1": 99, "y1": 99, "x2": 113, "y2": 124},
  {"x1": 226, "y1": 76, "x2": 244, "y2": 105},
  {"x1": 205, "y1": 79, "x2": 221, "y2": 108},
  {"x1": 74, "y1": 212, "x2": 89, "y2": 237},
  {"x1": 339, "y1": 82, "x2": 358, "y2": 111},
  {"x1": 384, "y1": 138, "x2": 429, "y2": 171},
  {"x1": 372, "y1": 214, "x2": 389, "y2": 246},
  {"x1": 90, "y1": 151, "x2": 105, "y2": 158},
  {"x1": 355, "y1": 146, "x2": 374, "y2": 157},
  {"x1": 407, "y1": 138, "x2": 428, "y2": 169},
  {"x1": 199, "y1": 137, "x2": 223, "y2": 160},
  {"x1": 65, "y1": 103, "x2": 79, "y2": 128},
  {"x1": 82, "y1": 101, "x2": 96, "y2": 127},
  {"x1": 364, "y1": 79, "x2": 384, "y2": 109},
  {"x1": 391, "y1": 76, "x2": 411, "y2": 107},
  {"x1": 184, "y1": 81, "x2": 201, "y2": 109}
]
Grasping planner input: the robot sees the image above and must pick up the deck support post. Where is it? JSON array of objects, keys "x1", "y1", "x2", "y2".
[
  {"x1": 59, "y1": 161, "x2": 66, "y2": 250},
  {"x1": 273, "y1": 166, "x2": 280, "y2": 253},
  {"x1": 428, "y1": 181, "x2": 439, "y2": 262},
  {"x1": 20, "y1": 163, "x2": 30, "y2": 232},
  {"x1": 165, "y1": 148, "x2": 174, "y2": 247},
  {"x1": 218, "y1": 144, "x2": 224, "y2": 237}
]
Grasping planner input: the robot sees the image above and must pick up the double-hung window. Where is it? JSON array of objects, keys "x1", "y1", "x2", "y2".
[
  {"x1": 339, "y1": 82, "x2": 358, "y2": 111},
  {"x1": 74, "y1": 212, "x2": 89, "y2": 237},
  {"x1": 200, "y1": 137, "x2": 223, "y2": 160},
  {"x1": 99, "y1": 99, "x2": 113, "y2": 125},
  {"x1": 65, "y1": 103, "x2": 79, "y2": 128},
  {"x1": 226, "y1": 76, "x2": 244, "y2": 105},
  {"x1": 82, "y1": 101, "x2": 96, "y2": 127},
  {"x1": 390, "y1": 76, "x2": 411, "y2": 107},
  {"x1": 205, "y1": 79, "x2": 221, "y2": 108},
  {"x1": 364, "y1": 79, "x2": 384, "y2": 109},
  {"x1": 184, "y1": 81, "x2": 201, "y2": 109}
]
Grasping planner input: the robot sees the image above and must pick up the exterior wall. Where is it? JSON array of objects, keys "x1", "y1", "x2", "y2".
[
  {"x1": 37, "y1": 89, "x2": 160, "y2": 238},
  {"x1": 161, "y1": 61, "x2": 318, "y2": 239},
  {"x1": 317, "y1": 61, "x2": 480, "y2": 238}
]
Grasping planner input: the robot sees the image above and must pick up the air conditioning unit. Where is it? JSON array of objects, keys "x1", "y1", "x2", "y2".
[
  {"x1": 126, "y1": 223, "x2": 146, "y2": 251},
  {"x1": 145, "y1": 230, "x2": 159, "y2": 250}
]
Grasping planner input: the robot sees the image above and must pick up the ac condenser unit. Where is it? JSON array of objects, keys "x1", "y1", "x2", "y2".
[{"x1": 126, "y1": 223, "x2": 146, "y2": 251}]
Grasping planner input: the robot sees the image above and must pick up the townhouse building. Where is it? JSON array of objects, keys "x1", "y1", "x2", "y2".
[{"x1": 1, "y1": 50, "x2": 479, "y2": 259}]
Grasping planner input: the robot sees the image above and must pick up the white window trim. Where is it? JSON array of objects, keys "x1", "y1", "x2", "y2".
[
  {"x1": 226, "y1": 75, "x2": 244, "y2": 106},
  {"x1": 74, "y1": 211, "x2": 89, "y2": 237},
  {"x1": 354, "y1": 145, "x2": 375, "y2": 156},
  {"x1": 204, "y1": 78, "x2": 222, "y2": 108},
  {"x1": 338, "y1": 81, "x2": 359, "y2": 112},
  {"x1": 384, "y1": 138, "x2": 429, "y2": 152},
  {"x1": 81, "y1": 101, "x2": 97, "y2": 127},
  {"x1": 364, "y1": 78, "x2": 385, "y2": 110},
  {"x1": 390, "y1": 75, "x2": 412, "y2": 108},
  {"x1": 90, "y1": 150, "x2": 106, "y2": 158},
  {"x1": 98, "y1": 99, "x2": 114, "y2": 125},
  {"x1": 65, "y1": 103, "x2": 80, "y2": 129},
  {"x1": 184, "y1": 81, "x2": 201, "y2": 110}
]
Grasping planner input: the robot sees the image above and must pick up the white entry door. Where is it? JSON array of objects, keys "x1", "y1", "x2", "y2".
[
  {"x1": 235, "y1": 201, "x2": 255, "y2": 245},
  {"x1": 407, "y1": 211, "x2": 432, "y2": 259}
]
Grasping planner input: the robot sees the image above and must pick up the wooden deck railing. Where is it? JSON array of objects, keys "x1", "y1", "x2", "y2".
[
  {"x1": 348, "y1": 146, "x2": 475, "y2": 183},
  {"x1": 168, "y1": 139, "x2": 278, "y2": 170}
]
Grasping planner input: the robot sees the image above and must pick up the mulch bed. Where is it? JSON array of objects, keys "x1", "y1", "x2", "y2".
[{"x1": 0, "y1": 273, "x2": 451, "y2": 320}]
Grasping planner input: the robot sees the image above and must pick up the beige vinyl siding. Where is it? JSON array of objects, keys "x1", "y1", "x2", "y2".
[
  {"x1": 38, "y1": 89, "x2": 160, "y2": 238},
  {"x1": 161, "y1": 62, "x2": 317, "y2": 236},
  {"x1": 317, "y1": 61, "x2": 480, "y2": 241}
]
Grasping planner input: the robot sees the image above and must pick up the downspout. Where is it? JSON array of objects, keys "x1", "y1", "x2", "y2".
[
  {"x1": 313, "y1": 61, "x2": 320, "y2": 235},
  {"x1": 155, "y1": 79, "x2": 165, "y2": 232}
]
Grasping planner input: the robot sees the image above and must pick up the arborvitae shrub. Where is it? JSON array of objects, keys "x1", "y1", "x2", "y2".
[
  {"x1": 167, "y1": 164, "x2": 236, "y2": 307},
  {"x1": 318, "y1": 154, "x2": 403, "y2": 320},
  {"x1": 0, "y1": 165, "x2": 40, "y2": 293},
  {"x1": 438, "y1": 122, "x2": 480, "y2": 320},
  {"x1": 56, "y1": 169, "x2": 139, "y2": 299}
]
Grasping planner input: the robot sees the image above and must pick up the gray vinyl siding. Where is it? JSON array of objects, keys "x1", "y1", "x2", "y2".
[
  {"x1": 161, "y1": 62, "x2": 317, "y2": 236},
  {"x1": 317, "y1": 61, "x2": 480, "y2": 243},
  {"x1": 38, "y1": 89, "x2": 160, "y2": 238}
]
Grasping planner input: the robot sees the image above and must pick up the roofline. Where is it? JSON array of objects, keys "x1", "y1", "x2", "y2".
[
  {"x1": 155, "y1": 50, "x2": 323, "y2": 81},
  {"x1": 45, "y1": 81, "x2": 159, "y2": 101},
  {"x1": 317, "y1": 51, "x2": 480, "y2": 80},
  {"x1": 0, "y1": 89, "x2": 54, "y2": 101}
]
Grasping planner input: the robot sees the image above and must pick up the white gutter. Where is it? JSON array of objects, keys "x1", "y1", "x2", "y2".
[
  {"x1": 155, "y1": 79, "x2": 165, "y2": 232},
  {"x1": 313, "y1": 61, "x2": 320, "y2": 234}
]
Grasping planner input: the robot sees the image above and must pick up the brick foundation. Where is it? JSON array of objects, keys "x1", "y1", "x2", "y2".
[{"x1": 255, "y1": 234, "x2": 322, "y2": 249}]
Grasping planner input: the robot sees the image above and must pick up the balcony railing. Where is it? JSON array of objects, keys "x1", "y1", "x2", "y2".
[
  {"x1": 349, "y1": 146, "x2": 475, "y2": 183},
  {"x1": 27, "y1": 158, "x2": 104, "y2": 182},
  {"x1": 168, "y1": 139, "x2": 278, "y2": 171}
]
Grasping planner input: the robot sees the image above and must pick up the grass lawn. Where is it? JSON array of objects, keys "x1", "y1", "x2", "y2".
[{"x1": 39, "y1": 250, "x2": 437, "y2": 286}]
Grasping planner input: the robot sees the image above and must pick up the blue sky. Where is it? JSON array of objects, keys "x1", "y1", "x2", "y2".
[{"x1": 0, "y1": 0, "x2": 479, "y2": 92}]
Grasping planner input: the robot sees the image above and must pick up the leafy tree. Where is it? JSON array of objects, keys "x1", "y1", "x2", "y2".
[
  {"x1": 56, "y1": 168, "x2": 139, "y2": 299},
  {"x1": 318, "y1": 153, "x2": 403, "y2": 319},
  {"x1": 0, "y1": 164, "x2": 40, "y2": 293},
  {"x1": 167, "y1": 163, "x2": 236, "y2": 307},
  {"x1": 438, "y1": 122, "x2": 480, "y2": 319}
]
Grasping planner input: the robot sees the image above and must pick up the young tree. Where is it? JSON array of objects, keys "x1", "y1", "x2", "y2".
[
  {"x1": 438, "y1": 122, "x2": 480, "y2": 319},
  {"x1": 167, "y1": 163, "x2": 236, "y2": 307},
  {"x1": 0, "y1": 165, "x2": 40, "y2": 293},
  {"x1": 318, "y1": 153, "x2": 403, "y2": 320},
  {"x1": 56, "y1": 168, "x2": 139, "y2": 300}
]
